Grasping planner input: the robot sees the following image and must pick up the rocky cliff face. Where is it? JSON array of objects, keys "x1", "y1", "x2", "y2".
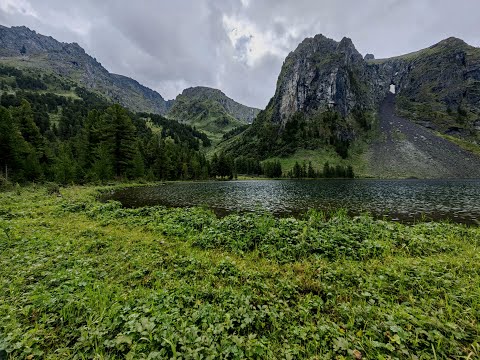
[
  {"x1": 258, "y1": 34, "x2": 480, "y2": 138},
  {"x1": 0, "y1": 25, "x2": 169, "y2": 114},
  {"x1": 268, "y1": 35, "x2": 374, "y2": 125}
]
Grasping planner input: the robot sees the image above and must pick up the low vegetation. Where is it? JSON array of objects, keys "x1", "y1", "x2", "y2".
[{"x1": 0, "y1": 185, "x2": 479, "y2": 359}]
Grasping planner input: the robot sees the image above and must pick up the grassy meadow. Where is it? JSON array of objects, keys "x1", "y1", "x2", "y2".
[{"x1": 0, "y1": 184, "x2": 479, "y2": 359}]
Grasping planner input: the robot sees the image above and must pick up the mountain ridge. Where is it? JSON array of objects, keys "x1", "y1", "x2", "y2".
[
  {"x1": 222, "y1": 34, "x2": 480, "y2": 178},
  {"x1": 0, "y1": 25, "x2": 170, "y2": 114}
]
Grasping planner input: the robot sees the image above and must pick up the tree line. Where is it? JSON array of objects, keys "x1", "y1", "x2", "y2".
[
  {"x1": 209, "y1": 155, "x2": 354, "y2": 179},
  {"x1": 287, "y1": 161, "x2": 354, "y2": 178},
  {"x1": 0, "y1": 83, "x2": 217, "y2": 185},
  {"x1": 0, "y1": 67, "x2": 355, "y2": 185}
]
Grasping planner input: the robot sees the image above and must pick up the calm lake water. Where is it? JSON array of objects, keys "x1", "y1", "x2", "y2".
[{"x1": 104, "y1": 179, "x2": 480, "y2": 224}]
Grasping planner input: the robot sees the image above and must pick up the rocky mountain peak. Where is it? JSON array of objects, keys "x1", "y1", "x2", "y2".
[
  {"x1": 0, "y1": 25, "x2": 169, "y2": 114},
  {"x1": 268, "y1": 34, "x2": 373, "y2": 124}
]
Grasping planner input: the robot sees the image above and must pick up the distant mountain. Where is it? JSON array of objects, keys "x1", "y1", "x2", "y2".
[
  {"x1": 167, "y1": 86, "x2": 260, "y2": 141},
  {"x1": 0, "y1": 25, "x2": 169, "y2": 114},
  {"x1": 223, "y1": 34, "x2": 480, "y2": 178}
]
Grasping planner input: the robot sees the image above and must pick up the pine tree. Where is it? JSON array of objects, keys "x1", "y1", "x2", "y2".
[
  {"x1": 0, "y1": 106, "x2": 20, "y2": 180},
  {"x1": 54, "y1": 143, "x2": 76, "y2": 184},
  {"x1": 323, "y1": 162, "x2": 332, "y2": 178},
  {"x1": 91, "y1": 143, "x2": 114, "y2": 181},
  {"x1": 307, "y1": 161, "x2": 316, "y2": 178},
  {"x1": 96, "y1": 105, "x2": 137, "y2": 178},
  {"x1": 13, "y1": 99, "x2": 43, "y2": 150},
  {"x1": 129, "y1": 147, "x2": 145, "y2": 179},
  {"x1": 346, "y1": 165, "x2": 355, "y2": 178},
  {"x1": 293, "y1": 161, "x2": 302, "y2": 178}
]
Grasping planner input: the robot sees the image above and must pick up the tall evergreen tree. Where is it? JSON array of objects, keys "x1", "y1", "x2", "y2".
[
  {"x1": 0, "y1": 106, "x2": 22, "y2": 180},
  {"x1": 12, "y1": 99, "x2": 43, "y2": 150},
  {"x1": 54, "y1": 143, "x2": 76, "y2": 184},
  {"x1": 96, "y1": 105, "x2": 137, "y2": 177},
  {"x1": 307, "y1": 161, "x2": 316, "y2": 178}
]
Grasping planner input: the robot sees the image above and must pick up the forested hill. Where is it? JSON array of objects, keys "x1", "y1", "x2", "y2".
[
  {"x1": 167, "y1": 86, "x2": 260, "y2": 142},
  {"x1": 0, "y1": 64, "x2": 214, "y2": 184},
  {"x1": 0, "y1": 25, "x2": 169, "y2": 114}
]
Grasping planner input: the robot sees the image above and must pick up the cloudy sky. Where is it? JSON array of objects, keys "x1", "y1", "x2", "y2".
[{"x1": 0, "y1": 0, "x2": 478, "y2": 108}]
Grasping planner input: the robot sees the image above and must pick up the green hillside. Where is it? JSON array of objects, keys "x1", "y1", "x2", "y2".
[{"x1": 167, "y1": 87, "x2": 260, "y2": 143}]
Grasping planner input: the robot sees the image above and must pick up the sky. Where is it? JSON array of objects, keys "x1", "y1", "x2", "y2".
[{"x1": 0, "y1": 0, "x2": 479, "y2": 108}]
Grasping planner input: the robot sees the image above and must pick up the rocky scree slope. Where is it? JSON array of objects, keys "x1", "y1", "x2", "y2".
[
  {"x1": 0, "y1": 25, "x2": 169, "y2": 114},
  {"x1": 224, "y1": 34, "x2": 480, "y2": 177},
  {"x1": 368, "y1": 93, "x2": 480, "y2": 178}
]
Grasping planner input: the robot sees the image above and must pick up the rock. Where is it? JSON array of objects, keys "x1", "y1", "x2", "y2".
[
  {"x1": 474, "y1": 120, "x2": 480, "y2": 131},
  {"x1": 269, "y1": 34, "x2": 374, "y2": 124},
  {"x1": 364, "y1": 53, "x2": 375, "y2": 60}
]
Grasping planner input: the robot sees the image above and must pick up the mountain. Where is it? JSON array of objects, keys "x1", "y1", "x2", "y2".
[
  {"x1": 0, "y1": 25, "x2": 169, "y2": 114},
  {"x1": 167, "y1": 86, "x2": 260, "y2": 142},
  {"x1": 223, "y1": 34, "x2": 480, "y2": 178},
  {"x1": 371, "y1": 37, "x2": 480, "y2": 136}
]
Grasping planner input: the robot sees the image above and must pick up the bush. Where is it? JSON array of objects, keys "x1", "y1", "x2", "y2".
[{"x1": 45, "y1": 182, "x2": 60, "y2": 195}]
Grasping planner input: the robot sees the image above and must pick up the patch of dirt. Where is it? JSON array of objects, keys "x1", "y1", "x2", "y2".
[{"x1": 367, "y1": 93, "x2": 480, "y2": 178}]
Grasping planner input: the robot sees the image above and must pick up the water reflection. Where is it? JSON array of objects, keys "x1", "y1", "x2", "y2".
[{"x1": 104, "y1": 179, "x2": 480, "y2": 224}]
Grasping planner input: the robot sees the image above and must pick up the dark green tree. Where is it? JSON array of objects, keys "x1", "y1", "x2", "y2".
[
  {"x1": 12, "y1": 99, "x2": 43, "y2": 150},
  {"x1": 323, "y1": 161, "x2": 332, "y2": 178},
  {"x1": 96, "y1": 105, "x2": 137, "y2": 178},
  {"x1": 54, "y1": 143, "x2": 76, "y2": 184},
  {"x1": 0, "y1": 106, "x2": 24, "y2": 181},
  {"x1": 292, "y1": 161, "x2": 302, "y2": 178},
  {"x1": 307, "y1": 161, "x2": 316, "y2": 178},
  {"x1": 91, "y1": 143, "x2": 114, "y2": 181}
]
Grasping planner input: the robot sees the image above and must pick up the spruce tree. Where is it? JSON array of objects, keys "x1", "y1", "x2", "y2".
[
  {"x1": 307, "y1": 161, "x2": 316, "y2": 178},
  {"x1": 13, "y1": 99, "x2": 43, "y2": 150},
  {"x1": 96, "y1": 105, "x2": 137, "y2": 178},
  {"x1": 0, "y1": 106, "x2": 23, "y2": 180},
  {"x1": 54, "y1": 143, "x2": 76, "y2": 184}
]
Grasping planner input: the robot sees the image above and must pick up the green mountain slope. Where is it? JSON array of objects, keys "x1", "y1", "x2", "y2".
[
  {"x1": 0, "y1": 25, "x2": 169, "y2": 114},
  {"x1": 222, "y1": 34, "x2": 480, "y2": 178},
  {"x1": 167, "y1": 86, "x2": 260, "y2": 142},
  {"x1": 0, "y1": 62, "x2": 214, "y2": 184}
]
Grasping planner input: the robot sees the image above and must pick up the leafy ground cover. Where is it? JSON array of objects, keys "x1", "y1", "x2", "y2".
[{"x1": 0, "y1": 185, "x2": 479, "y2": 359}]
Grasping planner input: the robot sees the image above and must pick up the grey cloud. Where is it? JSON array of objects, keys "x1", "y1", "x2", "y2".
[{"x1": 1, "y1": 0, "x2": 479, "y2": 108}]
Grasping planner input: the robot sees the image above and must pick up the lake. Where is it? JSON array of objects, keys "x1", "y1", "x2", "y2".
[{"x1": 103, "y1": 179, "x2": 480, "y2": 224}]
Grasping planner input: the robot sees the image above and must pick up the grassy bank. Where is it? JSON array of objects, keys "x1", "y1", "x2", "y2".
[{"x1": 0, "y1": 185, "x2": 479, "y2": 359}]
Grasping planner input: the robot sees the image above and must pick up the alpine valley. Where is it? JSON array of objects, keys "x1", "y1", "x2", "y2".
[
  {"x1": 1, "y1": 25, "x2": 480, "y2": 180},
  {"x1": 2, "y1": 19, "x2": 480, "y2": 360}
]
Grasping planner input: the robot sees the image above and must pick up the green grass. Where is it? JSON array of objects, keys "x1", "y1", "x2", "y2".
[
  {"x1": 263, "y1": 148, "x2": 341, "y2": 174},
  {"x1": 262, "y1": 143, "x2": 371, "y2": 178},
  {"x1": 0, "y1": 185, "x2": 479, "y2": 359},
  {"x1": 439, "y1": 133, "x2": 480, "y2": 157}
]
